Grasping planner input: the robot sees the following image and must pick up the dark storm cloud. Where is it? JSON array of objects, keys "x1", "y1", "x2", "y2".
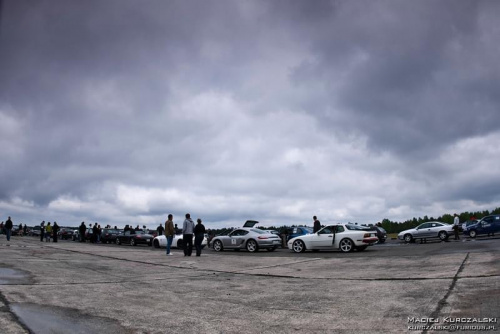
[
  {"x1": 1, "y1": 0, "x2": 499, "y2": 227},
  {"x1": 280, "y1": 0, "x2": 500, "y2": 155}
]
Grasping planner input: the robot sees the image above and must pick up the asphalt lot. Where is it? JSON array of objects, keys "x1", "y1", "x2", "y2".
[{"x1": 0, "y1": 236, "x2": 499, "y2": 334}]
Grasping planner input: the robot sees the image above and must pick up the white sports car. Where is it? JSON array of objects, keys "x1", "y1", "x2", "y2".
[
  {"x1": 288, "y1": 224, "x2": 378, "y2": 253},
  {"x1": 153, "y1": 234, "x2": 207, "y2": 249}
]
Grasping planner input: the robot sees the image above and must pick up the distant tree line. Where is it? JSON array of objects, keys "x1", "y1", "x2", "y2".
[{"x1": 207, "y1": 207, "x2": 500, "y2": 236}]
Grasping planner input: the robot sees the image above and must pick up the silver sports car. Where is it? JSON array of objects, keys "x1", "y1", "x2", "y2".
[{"x1": 212, "y1": 220, "x2": 281, "y2": 252}]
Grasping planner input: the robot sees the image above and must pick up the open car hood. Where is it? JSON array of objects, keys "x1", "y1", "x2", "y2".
[{"x1": 243, "y1": 220, "x2": 259, "y2": 228}]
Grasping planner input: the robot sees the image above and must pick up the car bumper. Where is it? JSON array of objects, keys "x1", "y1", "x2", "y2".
[
  {"x1": 257, "y1": 239, "x2": 282, "y2": 248},
  {"x1": 135, "y1": 238, "x2": 152, "y2": 244},
  {"x1": 360, "y1": 237, "x2": 378, "y2": 245}
]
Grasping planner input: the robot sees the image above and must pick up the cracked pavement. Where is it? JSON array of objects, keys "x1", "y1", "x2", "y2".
[{"x1": 0, "y1": 236, "x2": 498, "y2": 333}]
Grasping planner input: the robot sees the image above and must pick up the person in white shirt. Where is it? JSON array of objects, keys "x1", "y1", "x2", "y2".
[{"x1": 453, "y1": 214, "x2": 460, "y2": 240}]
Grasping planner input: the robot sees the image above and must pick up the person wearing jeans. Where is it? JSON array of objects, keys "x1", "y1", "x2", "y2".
[{"x1": 165, "y1": 214, "x2": 175, "y2": 256}]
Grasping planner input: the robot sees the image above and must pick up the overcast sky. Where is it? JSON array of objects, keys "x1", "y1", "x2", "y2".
[{"x1": 1, "y1": 0, "x2": 499, "y2": 229}]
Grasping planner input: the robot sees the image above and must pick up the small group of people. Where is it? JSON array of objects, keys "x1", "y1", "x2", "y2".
[
  {"x1": 39, "y1": 221, "x2": 60, "y2": 242},
  {"x1": 78, "y1": 222, "x2": 103, "y2": 243},
  {"x1": 164, "y1": 213, "x2": 206, "y2": 257}
]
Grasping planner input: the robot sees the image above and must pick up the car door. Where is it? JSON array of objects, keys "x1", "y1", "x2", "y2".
[
  {"x1": 427, "y1": 223, "x2": 442, "y2": 238},
  {"x1": 311, "y1": 226, "x2": 336, "y2": 249},
  {"x1": 121, "y1": 230, "x2": 131, "y2": 243},
  {"x1": 414, "y1": 223, "x2": 431, "y2": 238},
  {"x1": 479, "y1": 217, "x2": 494, "y2": 235},
  {"x1": 224, "y1": 229, "x2": 247, "y2": 249},
  {"x1": 331, "y1": 225, "x2": 345, "y2": 248}
]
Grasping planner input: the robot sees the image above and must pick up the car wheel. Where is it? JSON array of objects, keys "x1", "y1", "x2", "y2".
[
  {"x1": 404, "y1": 234, "x2": 413, "y2": 243},
  {"x1": 356, "y1": 246, "x2": 368, "y2": 251},
  {"x1": 246, "y1": 239, "x2": 258, "y2": 252},
  {"x1": 153, "y1": 240, "x2": 160, "y2": 248},
  {"x1": 378, "y1": 239, "x2": 385, "y2": 244},
  {"x1": 291, "y1": 240, "x2": 306, "y2": 253},
  {"x1": 177, "y1": 240, "x2": 184, "y2": 249},
  {"x1": 115, "y1": 238, "x2": 121, "y2": 245},
  {"x1": 130, "y1": 239, "x2": 136, "y2": 246},
  {"x1": 339, "y1": 238, "x2": 354, "y2": 253},
  {"x1": 213, "y1": 240, "x2": 223, "y2": 252},
  {"x1": 438, "y1": 231, "x2": 448, "y2": 241},
  {"x1": 469, "y1": 230, "x2": 477, "y2": 238}
]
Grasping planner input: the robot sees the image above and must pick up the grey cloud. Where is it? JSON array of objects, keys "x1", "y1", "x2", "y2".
[{"x1": 1, "y1": 0, "x2": 499, "y2": 227}]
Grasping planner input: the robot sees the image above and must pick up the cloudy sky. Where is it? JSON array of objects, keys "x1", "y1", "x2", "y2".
[{"x1": 1, "y1": 0, "x2": 499, "y2": 229}]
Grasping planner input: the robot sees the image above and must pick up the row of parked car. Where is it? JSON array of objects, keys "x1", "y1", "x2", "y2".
[
  {"x1": 69, "y1": 227, "x2": 208, "y2": 248},
  {"x1": 32, "y1": 215, "x2": 499, "y2": 254},
  {"x1": 397, "y1": 215, "x2": 500, "y2": 243},
  {"x1": 209, "y1": 220, "x2": 385, "y2": 253}
]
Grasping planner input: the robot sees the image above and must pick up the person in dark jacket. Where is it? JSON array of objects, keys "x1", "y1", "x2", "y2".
[
  {"x1": 5, "y1": 216, "x2": 13, "y2": 241},
  {"x1": 52, "y1": 222, "x2": 59, "y2": 243},
  {"x1": 92, "y1": 223, "x2": 98, "y2": 243},
  {"x1": 157, "y1": 224, "x2": 164, "y2": 236},
  {"x1": 313, "y1": 216, "x2": 321, "y2": 233},
  {"x1": 40, "y1": 221, "x2": 46, "y2": 242},
  {"x1": 79, "y1": 222, "x2": 86, "y2": 242},
  {"x1": 194, "y1": 218, "x2": 206, "y2": 256}
]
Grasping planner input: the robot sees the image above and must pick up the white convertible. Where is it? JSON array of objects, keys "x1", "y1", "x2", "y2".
[
  {"x1": 288, "y1": 224, "x2": 378, "y2": 253},
  {"x1": 153, "y1": 234, "x2": 207, "y2": 249}
]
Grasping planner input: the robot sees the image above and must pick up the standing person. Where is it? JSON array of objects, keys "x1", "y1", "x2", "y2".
[
  {"x1": 79, "y1": 222, "x2": 86, "y2": 242},
  {"x1": 313, "y1": 216, "x2": 321, "y2": 233},
  {"x1": 164, "y1": 214, "x2": 175, "y2": 256},
  {"x1": 45, "y1": 222, "x2": 52, "y2": 242},
  {"x1": 52, "y1": 222, "x2": 59, "y2": 243},
  {"x1": 23, "y1": 224, "x2": 27, "y2": 236},
  {"x1": 40, "y1": 221, "x2": 45, "y2": 242},
  {"x1": 18, "y1": 223, "x2": 23, "y2": 237},
  {"x1": 97, "y1": 224, "x2": 102, "y2": 243},
  {"x1": 182, "y1": 213, "x2": 195, "y2": 256},
  {"x1": 92, "y1": 223, "x2": 98, "y2": 243},
  {"x1": 157, "y1": 223, "x2": 164, "y2": 236},
  {"x1": 194, "y1": 218, "x2": 206, "y2": 257},
  {"x1": 453, "y1": 214, "x2": 460, "y2": 240},
  {"x1": 0, "y1": 221, "x2": 4, "y2": 235},
  {"x1": 5, "y1": 216, "x2": 13, "y2": 241},
  {"x1": 174, "y1": 224, "x2": 179, "y2": 234}
]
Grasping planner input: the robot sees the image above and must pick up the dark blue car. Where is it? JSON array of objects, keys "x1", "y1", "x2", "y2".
[
  {"x1": 286, "y1": 226, "x2": 313, "y2": 242},
  {"x1": 464, "y1": 215, "x2": 500, "y2": 238}
]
